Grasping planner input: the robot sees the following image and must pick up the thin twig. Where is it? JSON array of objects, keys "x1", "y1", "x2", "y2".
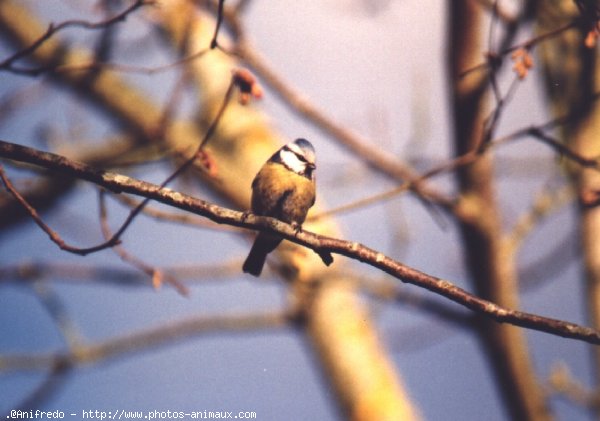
[
  {"x1": 0, "y1": 164, "x2": 119, "y2": 255},
  {"x1": 0, "y1": 311, "x2": 290, "y2": 373},
  {"x1": 0, "y1": 260, "x2": 242, "y2": 286},
  {"x1": 0, "y1": 0, "x2": 154, "y2": 71},
  {"x1": 31, "y1": 281, "x2": 82, "y2": 348},
  {"x1": 507, "y1": 183, "x2": 573, "y2": 250},
  {"x1": 229, "y1": 38, "x2": 454, "y2": 211},
  {"x1": 112, "y1": 193, "x2": 240, "y2": 232},
  {"x1": 460, "y1": 20, "x2": 577, "y2": 78},
  {"x1": 313, "y1": 111, "x2": 598, "y2": 220},
  {"x1": 528, "y1": 128, "x2": 600, "y2": 169},
  {"x1": 98, "y1": 190, "x2": 189, "y2": 296},
  {"x1": 210, "y1": 0, "x2": 226, "y2": 49},
  {"x1": 0, "y1": 75, "x2": 234, "y2": 256},
  {"x1": 2, "y1": 359, "x2": 71, "y2": 415},
  {"x1": 95, "y1": 77, "x2": 234, "y2": 247},
  {"x1": 22, "y1": 48, "x2": 211, "y2": 76}
]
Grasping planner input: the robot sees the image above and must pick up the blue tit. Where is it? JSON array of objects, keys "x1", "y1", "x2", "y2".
[{"x1": 243, "y1": 138, "x2": 332, "y2": 276}]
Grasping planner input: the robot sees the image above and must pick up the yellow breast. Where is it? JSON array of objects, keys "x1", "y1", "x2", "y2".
[{"x1": 251, "y1": 162, "x2": 316, "y2": 224}]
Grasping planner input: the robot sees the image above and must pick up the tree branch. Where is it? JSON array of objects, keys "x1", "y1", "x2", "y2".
[
  {"x1": 1, "y1": 139, "x2": 599, "y2": 345},
  {"x1": 0, "y1": 0, "x2": 154, "y2": 72},
  {"x1": 0, "y1": 310, "x2": 289, "y2": 374}
]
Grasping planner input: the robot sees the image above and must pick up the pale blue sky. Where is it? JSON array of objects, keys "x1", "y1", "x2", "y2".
[{"x1": 0, "y1": 1, "x2": 592, "y2": 420}]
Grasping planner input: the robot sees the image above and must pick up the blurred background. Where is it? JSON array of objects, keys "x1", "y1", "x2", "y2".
[{"x1": 0, "y1": 1, "x2": 597, "y2": 420}]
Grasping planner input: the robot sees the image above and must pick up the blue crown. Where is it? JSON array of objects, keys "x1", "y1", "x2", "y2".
[{"x1": 293, "y1": 138, "x2": 315, "y2": 164}]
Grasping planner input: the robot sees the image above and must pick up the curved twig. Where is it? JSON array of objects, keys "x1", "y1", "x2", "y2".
[{"x1": 0, "y1": 0, "x2": 154, "y2": 71}]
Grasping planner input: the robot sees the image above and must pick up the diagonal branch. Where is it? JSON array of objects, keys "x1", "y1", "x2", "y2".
[
  {"x1": 98, "y1": 190, "x2": 190, "y2": 296},
  {"x1": 0, "y1": 0, "x2": 154, "y2": 71},
  {"x1": 1, "y1": 139, "x2": 599, "y2": 345},
  {"x1": 0, "y1": 164, "x2": 116, "y2": 255}
]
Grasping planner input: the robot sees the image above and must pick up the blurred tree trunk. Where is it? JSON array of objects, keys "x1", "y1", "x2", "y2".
[
  {"x1": 536, "y1": 1, "x2": 600, "y2": 417},
  {"x1": 0, "y1": 1, "x2": 419, "y2": 420},
  {"x1": 447, "y1": 1, "x2": 551, "y2": 420}
]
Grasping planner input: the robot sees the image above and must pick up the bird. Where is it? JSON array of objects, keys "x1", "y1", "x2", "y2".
[{"x1": 242, "y1": 138, "x2": 333, "y2": 276}]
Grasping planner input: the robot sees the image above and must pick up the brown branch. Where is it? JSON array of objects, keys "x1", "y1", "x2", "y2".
[
  {"x1": 1, "y1": 5, "x2": 411, "y2": 418},
  {"x1": 0, "y1": 0, "x2": 154, "y2": 72},
  {"x1": 1, "y1": 139, "x2": 599, "y2": 345},
  {"x1": 0, "y1": 164, "x2": 119, "y2": 255},
  {"x1": 507, "y1": 183, "x2": 574, "y2": 250},
  {"x1": 0, "y1": 260, "x2": 242, "y2": 287},
  {"x1": 31, "y1": 282, "x2": 82, "y2": 349},
  {"x1": 3, "y1": 359, "x2": 71, "y2": 415},
  {"x1": 210, "y1": 0, "x2": 226, "y2": 49},
  {"x1": 0, "y1": 67, "x2": 227, "y2": 256},
  {"x1": 94, "y1": 76, "x2": 234, "y2": 249},
  {"x1": 359, "y1": 277, "x2": 475, "y2": 331},
  {"x1": 98, "y1": 190, "x2": 189, "y2": 296},
  {"x1": 449, "y1": 2, "x2": 550, "y2": 419},
  {"x1": 0, "y1": 310, "x2": 289, "y2": 374},
  {"x1": 70, "y1": 57, "x2": 233, "y2": 258},
  {"x1": 112, "y1": 193, "x2": 240, "y2": 232},
  {"x1": 528, "y1": 127, "x2": 600, "y2": 169},
  {"x1": 309, "y1": 100, "x2": 508, "y2": 221},
  {"x1": 314, "y1": 110, "x2": 600, "y2": 221},
  {"x1": 213, "y1": 13, "x2": 454, "y2": 211},
  {"x1": 459, "y1": 20, "x2": 577, "y2": 78},
  {"x1": 548, "y1": 362, "x2": 600, "y2": 410},
  {"x1": 24, "y1": 48, "x2": 211, "y2": 77}
]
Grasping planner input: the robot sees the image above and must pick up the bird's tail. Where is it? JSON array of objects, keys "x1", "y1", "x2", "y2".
[{"x1": 242, "y1": 234, "x2": 281, "y2": 276}]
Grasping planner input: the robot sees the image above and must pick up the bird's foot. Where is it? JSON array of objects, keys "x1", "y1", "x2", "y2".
[
  {"x1": 241, "y1": 210, "x2": 252, "y2": 222},
  {"x1": 291, "y1": 221, "x2": 303, "y2": 235}
]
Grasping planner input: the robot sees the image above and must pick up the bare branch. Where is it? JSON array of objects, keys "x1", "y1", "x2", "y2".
[
  {"x1": 89, "y1": 75, "x2": 233, "y2": 252},
  {"x1": 0, "y1": 164, "x2": 118, "y2": 255},
  {"x1": 112, "y1": 193, "x2": 241, "y2": 232},
  {"x1": 508, "y1": 183, "x2": 574, "y2": 250},
  {"x1": 0, "y1": 75, "x2": 236, "y2": 256},
  {"x1": 27, "y1": 48, "x2": 211, "y2": 76},
  {"x1": 528, "y1": 127, "x2": 600, "y2": 169},
  {"x1": 210, "y1": 0, "x2": 226, "y2": 49},
  {"x1": 0, "y1": 260, "x2": 241, "y2": 287},
  {"x1": 1, "y1": 139, "x2": 599, "y2": 345},
  {"x1": 98, "y1": 190, "x2": 190, "y2": 296},
  {"x1": 0, "y1": 0, "x2": 154, "y2": 72},
  {"x1": 0, "y1": 311, "x2": 289, "y2": 373},
  {"x1": 460, "y1": 20, "x2": 577, "y2": 78},
  {"x1": 227, "y1": 34, "x2": 455, "y2": 211}
]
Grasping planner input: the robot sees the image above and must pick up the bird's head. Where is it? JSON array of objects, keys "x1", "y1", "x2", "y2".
[{"x1": 273, "y1": 138, "x2": 316, "y2": 180}]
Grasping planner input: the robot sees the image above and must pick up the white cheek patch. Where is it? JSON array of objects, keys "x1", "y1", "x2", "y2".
[{"x1": 279, "y1": 149, "x2": 305, "y2": 174}]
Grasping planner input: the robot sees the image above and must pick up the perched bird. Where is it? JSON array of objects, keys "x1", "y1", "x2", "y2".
[{"x1": 242, "y1": 138, "x2": 332, "y2": 276}]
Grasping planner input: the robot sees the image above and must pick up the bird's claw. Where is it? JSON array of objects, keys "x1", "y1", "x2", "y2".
[{"x1": 291, "y1": 221, "x2": 303, "y2": 235}]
